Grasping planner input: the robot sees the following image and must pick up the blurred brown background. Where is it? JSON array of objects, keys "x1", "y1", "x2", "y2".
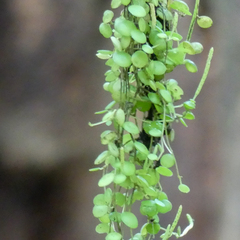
[{"x1": 0, "y1": 0, "x2": 239, "y2": 239}]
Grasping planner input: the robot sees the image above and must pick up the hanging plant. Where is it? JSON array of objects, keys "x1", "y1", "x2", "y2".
[{"x1": 90, "y1": 0, "x2": 213, "y2": 239}]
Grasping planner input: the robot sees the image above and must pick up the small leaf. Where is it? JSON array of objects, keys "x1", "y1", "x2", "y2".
[
  {"x1": 94, "y1": 150, "x2": 109, "y2": 165},
  {"x1": 184, "y1": 59, "x2": 198, "y2": 73},
  {"x1": 148, "y1": 92, "x2": 161, "y2": 105},
  {"x1": 92, "y1": 205, "x2": 108, "y2": 218},
  {"x1": 98, "y1": 172, "x2": 115, "y2": 187},
  {"x1": 121, "y1": 212, "x2": 138, "y2": 229},
  {"x1": 142, "y1": 44, "x2": 153, "y2": 54},
  {"x1": 131, "y1": 50, "x2": 149, "y2": 68},
  {"x1": 170, "y1": 0, "x2": 192, "y2": 16},
  {"x1": 183, "y1": 111, "x2": 195, "y2": 120},
  {"x1": 114, "y1": 18, "x2": 136, "y2": 37},
  {"x1": 103, "y1": 10, "x2": 114, "y2": 23},
  {"x1": 178, "y1": 184, "x2": 190, "y2": 193},
  {"x1": 134, "y1": 141, "x2": 149, "y2": 155},
  {"x1": 96, "y1": 223, "x2": 109, "y2": 234},
  {"x1": 113, "y1": 51, "x2": 132, "y2": 67},
  {"x1": 111, "y1": 0, "x2": 122, "y2": 9},
  {"x1": 160, "y1": 89, "x2": 172, "y2": 103},
  {"x1": 160, "y1": 154, "x2": 175, "y2": 168},
  {"x1": 99, "y1": 23, "x2": 112, "y2": 38},
  {"x1": 114, "y1": 173, "x2": 127, "y2": 184},
  {"x1": 146, "y1": 223, "x2": 161, "y2": 234},
  {"x1": 121, "y1": 161, "x2": 136, "y2": 176},
  {"x1": 115, "y1": 192, "x2": 125, "y2": 206},
  {"x1": 156, "y1": 166, "x2": 173, "y2": 177},
  {"x1": 106, "y1": 232, "x2": 122, "y2": 240},
  {"x1": 197, "y1": 16, "x2": 213, "y2": 28},
  {"x1": 128, "y1": 5, "x2": 147, "y2": 17},
  {"x1": 111, "y1": 36, "x2": 122, "y2": 51},
  {"x1": 121, "y1": 0, "x2": 131, "y2": 5},
  {"x1": 108, "y1": 142, "x2": 119, "y2": 157},
  {"x1": 131, "y1": 29, "x2": 146, "y2": 43},
  {"x1": 123, "y1": 121, "x2": 140, "y2": 134},
  {"x1": 115, "y1": 108, "x2": 125, "y2": 126},
  {"x1": 151, "y1": 61, "x2": 167, "y2": 75},
  {"x1": 148, "y1": 154, "x2": 158, "y2": 161}
]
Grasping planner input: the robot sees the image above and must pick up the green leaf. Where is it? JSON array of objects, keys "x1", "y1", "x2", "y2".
[
  {"x1": 108, "y1": 142, "x2": 119, "y2": 157},
  {"x1": 121, "y1": 212, "x2": 138, "y2": 229},
  {"x1": 94, "y1": 150, "x2": 109, "y2": 165},
  {"x1": 156, "y1": 166, "x2": 173, "y2": 177},
  {"x1": 131, "y1": 29, "x2": 146, "y2": 43},
  {"x1": 149, "y1": 128, "x2": 162, "y2": 137},
  {"x1": 142, "y1": 44, "x2": 153, "y2": 54},
  {"x1": 123, "y1": 121, "x2": 140, "y2": 134},
  {"x1": 134, "y1": 141, "x2": 149, "y2": 155},
  {"x1": 160, "y1": 154, "x2": 175, "y2": 168},
  {"x1": 150, "y1": 61, "x2": 167, "y2": 75},
  {"x1": 111, "y1": 36, "x2": 122, "y2": 51},
  {"x1": 115, "y1": 192, "x2": 125, "y2": 206},
  {"x1": 121, "y1": 0, "x2": 131, "y2": 5},
  {"x1": 115, "y1": 108, "x2": 125, "y2": 126},
  {"x1": 191, "y1": 42, "x2": 203, "y2": 54},
  {"x1": 106, "y1": 232, "x2": 122, "y2": 240},
  {"x1": 160, "y1": 89, "x2": 172, "y2": 103},
  {"x1": 114, "y1": 18, "x2": 136, "y2": 37},
  {"x1": 98, "y1": 172, "x2": 115, "y2": 187},
  {"x1": 103, "y1": 10, "x2": 114, "y2": 23},
  {"x1": 156, "y1": 199, "x2": 172, "y2": 214},
  {"x1": 183, "y1": 100, "x2": 196, "y2": 110},
  {"x1": 128, "y1": 5, "x2": 147, "y2": 17},
  {"x1": 121, "y1": 161, "x2": 136, "y2": 176},
  {"x1": 113, "y1": 51, "x2": 132, "y2": 67},
  {"x1": 114, "y1": 173, "x2": 127, "y2": 184},
  {"x1": 148, "y1": 92, "x2": 161, "y2": 105},
  {"x1": 197, "y1": 16, "x2": 213, "y2": 29},
  {"x1": 96, "y1": 223, "x2": 109, "y2": 234},
  {"x1": 178, "y1": 41, "x2": 195, "y2": 55},
  {"x1": 178, "y1": 184, "x2": 190, "y2": 193},
  {"x1": 139, "y1": 18, "x2": 147, "y2": 32},
  {"x1": 131, "y1": 50, "x2": 149, "y2": 68},
  {"x1": 170, "y1": 0, "x2": 192, "y2": 16},
  {"x1": 146, "y1": 223, "x2": 161, "y2": 234},
  {"x1": 92, "y1": 205, "x2": 109, "y2": 218},
  {"x1": 148, "y1": 153, "x2": 158, "y2": 161},
  {"x1": 120, "y1": 36, "x2": 131, "y2": 49},
  {"x1": 140, "y1": 200, "x2": 158, "y2": 217},
  {"x1": 183, "y1": 111, "x2": 195, "y2": 120},
  {"x1": 184, "y1": 59, "x2": 198, "y2": 73},
  {"x1": 99, "y1": 23, "x2": 112, "y2": 38},
  {"x1": 111, "y1": 0, "x2": 122, "y2": 9},
  {"x1": 93, "y1": 194, "x2": 106, "y2": 205}
]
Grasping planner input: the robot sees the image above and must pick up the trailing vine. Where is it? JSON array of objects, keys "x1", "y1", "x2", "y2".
[{"x1": 89, "y1": 0, "x2": 213, "y2": 240}]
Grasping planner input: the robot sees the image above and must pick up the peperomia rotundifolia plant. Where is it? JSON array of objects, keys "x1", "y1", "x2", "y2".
[{"x1": 89, "y1": 0, "x2": 213, "y2": 240}]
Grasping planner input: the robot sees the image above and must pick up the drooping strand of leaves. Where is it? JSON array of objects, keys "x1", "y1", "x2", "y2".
[{"x1": 90, "y1": 0, "x2": 213, "y2": 240}]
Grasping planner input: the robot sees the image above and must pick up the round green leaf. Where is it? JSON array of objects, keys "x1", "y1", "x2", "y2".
[
  {"x1": 148, "y1": 92, "x2": 161, "y2": 105},
  {"x1": 134, "y1": 141, "x2": 149, "y2": 155},
  {"x1": 121, "y1": 212, "x2": 138, "y2": 229},
  {"x1": 114, "y1": 18, "x2": 136, "y2": 37},
  {"x1": 114, "y1": 173, "x2": 127, "y2": 184},
  {"x1": 138, "y1": 70, "x2": 150, "y2": 85},
  {"x1": 151, "y1": 61, "x2": 167, "y2": 75},
  {"x1": 128, "y1": 5, "x2": 147, "y2": 17},
  {"x1": 96, "y1": 223, "x2": 109, "y2": 234},
  {"x1": 98, "y1": 172, "x2": 115, "y2": 187},
  {"x1": 156, "y1": 199, "x2": 172, "y2": 214},
  {"x1": 142, "y1": 44, "x2": 153, "y2": 54},
  {"x1": 111, "y1": 36, "x2": 122, "y2": 51},
  {"x1": 139, "y1": 18, "x2": 147, "y2": 32},
  {"x1": 156, "y1": 8, "x2": 173, "y2": 21},
  {"x1": 197, "y1": 16, "x2": 213, "y2": 28},
  {"x1": 148, "y1": 154, "x2": 158, "y2": 161},
  {"x1": 103, "y1": 10, "x2": 114, "y2": 23},
  {"x1": 113, "y1": 51, "x2": 132, "y2": 67},
  {"x1": 184, "y1": 59, "x2": 198, "y2": 73},
  {"x1": 183, "y1": 100, "x2": 196, "y2": 110},
  {"x1": 191, "y1": 42, "x2": 203, "y2": 54},
  {"x1": 121, "y1": 36, "x2": 131, "y2": 49},
  {"x1": 108, "y1": 142, "x2": 119, "y2": 157},
  {"x1": 99, "y1": 23, "x2": 112, "y2": 38},
  {"x1": 149, "y1": 128, "x2": 162, "y2": 137},
  {"x1": 94, "y1": 150, "x2": 109, "y2": 165},
  {"x1": 170, "y1": 0, "x2": 192, "y2": 16},
  {"x1": 183, "y1": 111, "x2": 195, "y2": 120},
  {"x1": 135, "y1": 100, "x2": 152, "y2": 112},
  {"x1": 131, "y1": 51, "x2": 149, "y2": 68},
  {"x1": 111, "y1": 0, "x2": 122, "y2": 9},
  {"x1": 140, "y1": 200, "x2": 158, "y2": 217},
  {"x1": 121, "y1": 0, "x2": 131, "y2": 5},
  {"x1": 131, "y1": 29, "x2": 146, "y2": 43},
  {"x1": 178, "y1": 184, "x2": 190, "y2": 193},
  {"x1": 106, "y1": 232, "x2": 122, "y2": 240},
  {"x1": 146, "y1": 223, "x2": 161, "y2": 234},
  {"x1": 93, "y1": 194, "x2": 106, "y2": 205},
  {"x1": 121, "y1": 161, "x2": 136, "y2": 176},
  {"x1": 115, "y1": 192, "x2": 125, "y2": 206},
  {"x1": 179, "y1": 41, "x2": 195, "y2": 55},
  {"x1": 92, "y1": 205, "x2": 108, "y2": 218},
  {"x1": 156, "y1": 166, "x2": 173, "y2": 177},
  {"x1": 123, "y1": 121, "x2": 140, "y2": 134},
  {"x1": 115, "y1": 108, "x2": 125, "y2": 126},
  {"x1": 160, "y1": 154, "x2": 175, "y2": 168},
  {"x1": 160, "y1": 89, "x2": 172, "y2": 103}
]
